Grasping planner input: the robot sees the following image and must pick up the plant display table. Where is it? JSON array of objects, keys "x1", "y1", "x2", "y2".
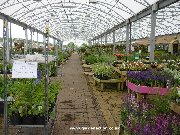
[
  {"x1": 170, "y1": 102, "x2": 180, "y2": 114},
  {"x1": 113, "y1": 67, "x2": 127, "y2": 76},
  {"x1": 82, "y1": 64, "x2": 92, "y2": 72},
  {"x1": 83, "y1": 72, "x2": 94, "y2": 76},
  {"x1": 93, "y1": 75, "x2": 123, "y2": 90},
  {"x1": 126, "y1": 81, "x2": 169, "y2": 99}
]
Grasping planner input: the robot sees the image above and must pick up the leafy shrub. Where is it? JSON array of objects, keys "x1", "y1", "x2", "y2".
[
  {"x1": 84, "y1": 55, "x2": 98, "y2": 65},
  {"x1": 92, "y1": 63, "x2": 114, "y2": 79}
]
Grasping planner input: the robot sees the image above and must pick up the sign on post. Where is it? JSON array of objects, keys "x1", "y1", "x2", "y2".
[{"x1": 12, "y1": 61, "x2": 37, "y2": 78}]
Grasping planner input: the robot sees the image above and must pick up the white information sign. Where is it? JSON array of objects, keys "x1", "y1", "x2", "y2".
[{"x1": 12, "y1": 61, "x2": 37, "y2": 78}]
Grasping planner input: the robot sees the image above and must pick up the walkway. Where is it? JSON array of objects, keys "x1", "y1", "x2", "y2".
[{"x1": 53, "y1": 53, "x2": 110, "y2": 135}]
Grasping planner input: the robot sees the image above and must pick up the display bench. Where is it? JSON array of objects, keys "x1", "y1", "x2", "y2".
[
  {"x1": 126, "y1": 81, "x2": 169, "y2": 100},
  {"x1": 93, "y1": 75, "x2": 123, "y2": 90},
  {"x1": 113, "y1": 67, "x2": 127, "y2": 76},
  {"x1": 82, "y1": 64, "x2": 92, "y2": 72},
  {"x1": 113, "y1": 67, "x2": 127, "y2": 90},
  {"x1": 170, "y1": 102, "x2": 180, "y2": 114},
  {"x1": 12, "y1": 54, "x2": 56, "y2": 64}
]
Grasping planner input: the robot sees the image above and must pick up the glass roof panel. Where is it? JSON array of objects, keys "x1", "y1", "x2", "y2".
[{"x1": 0, "y1": 0, "x2": 179, "y2": 42}]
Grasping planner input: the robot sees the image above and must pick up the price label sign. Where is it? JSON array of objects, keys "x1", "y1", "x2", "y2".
[{"x1": 12, "y1": 61, "x2": 38, "y2": 78}]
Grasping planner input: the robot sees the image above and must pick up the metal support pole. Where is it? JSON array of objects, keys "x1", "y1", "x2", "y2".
[
  {"x1": 9, "y1": 22, "x2": 13, "y2": 58},
  {"x1": 149, "y1": 4, "x2": 157, "y2": 61},
  {"x1": 55, "y1": 40, "x2": 58, "y2": 66},
  {"x1": 105, "y1": 34, "x2": 107, "y2": 45},
  {"x1": 44, "y1": 35, "x2": 49, "y2": 135},
  {"x1": 113, "y1": 31, "x2": 116, "y2": 54},
  {"x1": 30, "y1": 30, "x2": 33, "y2": 54},
  {"x1": 3, "y1": 18, "x2": 8, "y2": 135},
  {"x1": 61, "y1": 41, "x2": 63, "y2": 51},
  {"x1": 6, "y1": 22, "x2": 10, "y2": 62},
  {"x1": 37, "y1": 32, "x2": 39, "y2": 48},
  {"x1": 29, "y1": 31, "x2": 33, "y2": 54},
  {"x1": 88, "y1": 40, "x2": 92, "y2": 46},
  {"x1": 25, "y1": 29, "x2": 28, "y2": 55},
  {"x1": 129, "y1": 23, "x2": 132, "y2": 53},
  {"x1": 126, "y1": 20, "x2": 130, "y2": 54},
  {"x1": 44, "y1": 20, "x2": 49, "y2": 135},
  {"x1": 101, "y1": 36, "x2": 102, "y2": 45}
]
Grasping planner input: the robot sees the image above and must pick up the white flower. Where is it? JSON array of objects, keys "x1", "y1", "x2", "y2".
[
  {"x1": 18, "y1": 106, "x2": 23, "y2": 113},
  {"x1": 38, "y1": 106, "x2": 43, "y2": 111}
]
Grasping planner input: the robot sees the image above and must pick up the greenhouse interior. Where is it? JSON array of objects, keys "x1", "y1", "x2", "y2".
[{"x1": 0, "y1": 0, "x2": 180, "y2": 135}]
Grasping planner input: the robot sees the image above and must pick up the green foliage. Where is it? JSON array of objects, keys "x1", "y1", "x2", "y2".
[
  {"x1": 66, "y1": 42, "x2": 77, "y2": 52},
  {"x1": 92, "y1": 63, "x2": 114, "y2": 79},
  {"x1": 0, "y1": 63, "x2": 3, "y2": 72},
  {"x1": 172, "y1": 123, "x2": 180, "y2": 135},
  {"x1": 58, "y1": 50, "x2": 71, "y2": 65},
  {"x1": 98, "y1": 55, "x2": 116, "y2": 64},
  {"x1": 0, "y1": 75, "x2": 3, "y2": 98},
  {"x1": 150, "y1": 95, "x2": 170, "y2": 115},
  {"x1": 121, "y1": 108, "x2": 128, "y2": 123},
  {"x1": 49, "y1": 61, "x2": 57, "y2": 77},
  {"x1": 169, "y1": 88, "x2": 180, "y2": 105},
  {"x1": 8, "y1": 78, "x2": 61, "y2": 117},
  {"x1": 84, "y1": 54, "x2": 98, "y2": 65}
]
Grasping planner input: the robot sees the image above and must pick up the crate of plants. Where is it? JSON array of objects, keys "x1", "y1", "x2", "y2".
[
  {"x1": 127, "y1": 70, "x2": 170, "y2": 95},
  {"x1": 118, "y1": 61, "x2": 148, "y2": 71},
  {"x1": 92, "y1": 63, "x2": 114, "y2": 80},
  {"x1": 8, "y1": 78, "x2": 61, "y2": 125}
]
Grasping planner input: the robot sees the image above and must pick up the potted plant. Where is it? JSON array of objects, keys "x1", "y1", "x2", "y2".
[{"x1": 9, "y1": 104, "x2": 22, "y2": 125}]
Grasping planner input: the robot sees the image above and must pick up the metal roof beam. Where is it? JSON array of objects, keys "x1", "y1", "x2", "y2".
[
  {"x1": 92, "y1": 0, "x2": 179, "y2": 41},
  {"x1": 0, "y1": 12, "x2": 59, "y2": 41}
]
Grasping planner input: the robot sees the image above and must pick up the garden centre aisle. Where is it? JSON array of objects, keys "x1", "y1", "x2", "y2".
[{"x1": 53, "y1": 52, "x2": 110, "y2": 135}]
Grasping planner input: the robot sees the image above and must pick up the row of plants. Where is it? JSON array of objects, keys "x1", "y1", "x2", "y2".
[
  {"x1": 58, "y1": 50, "x2": 71, "y2": 65},
  {"x1": 0, "y1": 60, "x2": 63, "y2": 124},
  {"x1": 115, "y1": 61, "x2": 166, "y2": 71},
  {"x1": 166, "y1": 60, "x2": 180, "y2": 71},
  {"x1": 128, "y1": 69, "x2": 180, "y2": 88},
  {"x1": 7, "y1": 76, "x2": 61, "y2": 125},
  {"x1": 84, "y1": 54, "x2": 116, "y2": 65},
  {"x1": 78, "y1": 44, "x2": 117, "y2": 64},
  {"x1": 0, "y1": 63, "x2": 12, "y2": 74},
  {"x1": 91, "y1": 63, "x2": 115, "y2": 80},
  {"x1": 121, "y1": 91, "x2": 180, "y2": 135}
]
